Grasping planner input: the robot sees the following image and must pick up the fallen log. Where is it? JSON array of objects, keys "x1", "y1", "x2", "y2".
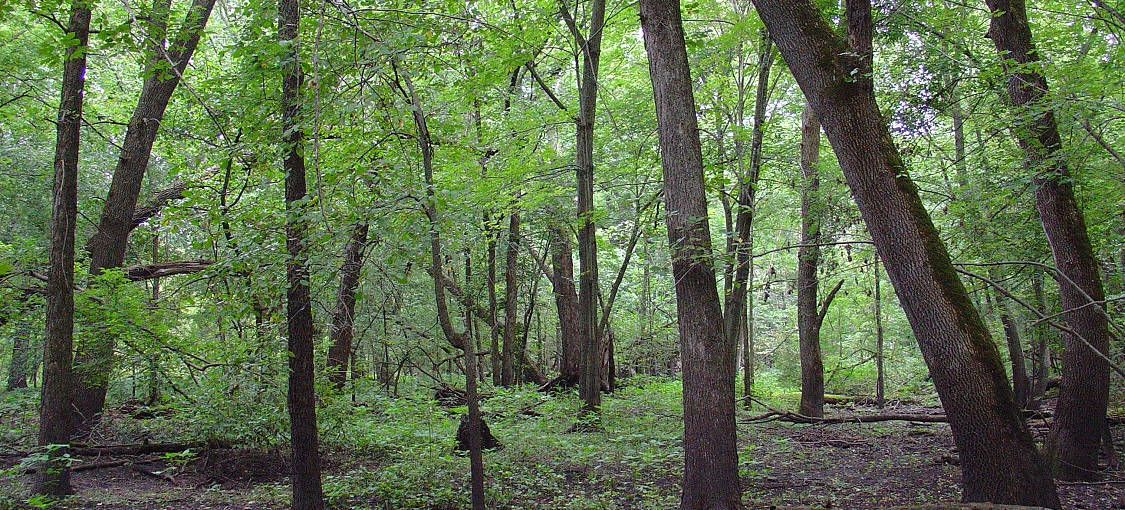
[
  {"x1": 71, "y1": 442, "x2": 198, "y2": 456},
  {"x1": 744, "y1": 410, "x2": 948, "y2": 425}
]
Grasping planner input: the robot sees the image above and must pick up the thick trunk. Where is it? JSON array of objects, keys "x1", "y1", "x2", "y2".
[
  {"x1": 501, "y1": 209, "x2": 522, "y2": 386},
  {"x1": 326, "y1": 222, "x2": 369, "y2": 388},
  {"x1": 797, "y1": 106, "x2": 825, "y2": 419},
  {"x1": 279, "y1": 0, "x2": 323, "y2": 506},
  {"x1": 36, "y1": 0, "x2": 90, "y2": 495},
  {"x1": 549, "y1": 225, "x2": 582, "y2": 385},
  {"x1": 750, "y1": 0, "x2": 1059, "y2": 505},
  {"x1": 640, "y1": 3, "x2": 742, "y2": 508},
  {"x1": 984, "y1": 0, "x2": 1111, "y2": 481},
  {"x1": 72, "y1": 0, "x2": 217, "y2": 433}
]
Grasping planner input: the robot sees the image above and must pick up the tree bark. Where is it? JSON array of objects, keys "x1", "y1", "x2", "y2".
[
  {"x1": 549, "y1": 224, "x2": 582, "y2": 385},
  {"x1": 749, "y1": 0, "x2": 1059, "y2": 505},
  {"x1": 502, "y1": 208, "x2": 522, "y2": 386},
  {"x1": 6, "y1": 320, "x2": 31, "y2": 391},
  {"x1": 983, "y1": 0, "x2": 1111, "y2": 482},
  {"x1": 797, "y1": 105, "x2": 826, "y2": 419},
  {"x1": 724, "y1": 29, "x2": 774, "y2": 386},
  {"x1": 640, "y1": 2, "x2": 742, "y2": 508},
  {"x1": 875, "y1": 254, "x2": 885, "y2": 408},
  {"x1": 326, "y1": 222, "x2": 369, "y2": 388},
  {"x1": 72, "y1": 0, "x2": 217, "y2": 434},
  {"x1": 279, "y1": 0, "x2": 323, "y2": 505},
  {"x1": 994, "y1": 291, "x2": 1030, "y2": 409},
  {"x1": 36, "y1": 0, "x2": 90, "y2": 495},
  {"x1": 561, "y1": 0, "x2": 605, "y2": 414}
]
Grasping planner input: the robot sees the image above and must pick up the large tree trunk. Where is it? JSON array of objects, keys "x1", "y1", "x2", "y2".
[
  {"x1": 749, "y1": 0, "x2": 1059, "y2": 505},
  {"x1": 326, "y1": 222, "x2": 369, "y2": 389},
  {"x1": 36, "y1": 0, "x2": 90, "y2": 495},
  {"x1": 640, "y1": 3, "x2": 742, "y2": 508},
  {"x1": 279, "y1": 0, "x2": 323, "y2": 506},
  {"x1": 983, "y1": 0, "x2": 1111, "y2": 482},
  {"x1": 549, "y1": 224, "x2": 582, "y2": 385},
  {"x1": 72, "y1": 0, "x2": 217, "y2": 434},
  {"x1": 797, "y1": 106, "x2": 825, "y2": 419}
]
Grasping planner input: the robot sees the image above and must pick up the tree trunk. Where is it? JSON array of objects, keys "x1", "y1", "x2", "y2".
[
  {"x1": 749, "y1": 0, "x2": 1059, "y2": 505},
  {"x1": 563, "y1": 0, "x2": 606, "y2": 415},
  {"x1": 797, "y1": 105, "x2": 828, "y2": 419},
  {"x1": 875, "y1": 254, "x2": 885, "y2": 408},
  {"x1": 640, "y1": 3, "x2": 742, "y2": 508},
  {"x1": 995, "y1": 291, "x2": 1030, "y2": 409},
  {"x1": 402, "y1": 64, "x2": 487, "y2": 510},
  {"x1": 279, "y1": 0, "x2": 323, "y2": 506},
  {"x1": 502, "y1": 208, "x2": 522, "y2": 386},
  {"x1": 486, "y1": 217, "x2": 501, "y2": 386},
  {"x1": 36, "y1": 0, "x2": 90, "y2": 495},
  {"x1": 7, "y1": 320, "x2": 30, "y2": 391},
  {"x1": 724, "y1": 29, "x2": 774, "y2": 384},
  {"x1": 326, "y1": 222, "x2": 369, "y2": 389},
  {"x1": 550, "y1": 224, "x2": 582, "y2": 385},
  {"x1": 72, "y1": 0, "x2": 217, "y2": 434},
  {"x1": 1027, "y1": 271, "x2": 1050, "y2": 410},
  {"x1": 984, "y1": 0, "x2": 1111, "y2": 482}
]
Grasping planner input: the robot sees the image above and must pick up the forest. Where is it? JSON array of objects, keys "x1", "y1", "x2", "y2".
[{"x1": 0, "y1": 0, "x2": 1123, "y2": 507}]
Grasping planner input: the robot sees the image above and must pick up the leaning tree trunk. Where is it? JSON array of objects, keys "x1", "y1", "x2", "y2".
[
  {"x1": 640, "y1": 2, "x2": 742, "y2": 508},
  {"x1": 72, "y1": 0, "x2": 217, "y2": 434},
  {"x1": 36, "y1": 0, "x2": 90, "y2": 495},
  {"x1": 279, "y1": 0, "x2": 323, "y2": 506},
  {"x1": 326, "y1": 221, "x2": 369, "y2": 389},
  {"x1": 749, "y1": 0, "x2": 1059, "y2": 505},
  {"x1": 983, "y1": 0, "x2": 1111, "y2": 482},
  {"x1": 797, "y1": 105, "x2": 838, "y2": 419}
]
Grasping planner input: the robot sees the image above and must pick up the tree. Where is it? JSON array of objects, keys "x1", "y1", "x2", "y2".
[
  {"x1": 326, "y1": 222, "x2": 369, "y2": 389},
  {"x1": 983, "y1": 0, "x2": 1112, "y2": 481},
  {"x1": 279, "y1": 0, "x2": 323, "y2": 504},
  {"x1": 640, "y1": 1, "x2": 742, "y2": 508},
  {"x1": 748, "y1": 0, "x2": 1060, "y2": 505},
  {"x1": 560, "y1": 0, "x2": 606, "y2": 415},
  {"x1": 796, "y1": 106, "x2": 844, "y2": 418},
  {"x1": 72, "y1": 0, "x2": 217, "y2": 433},
  {"x1": 36, "y1": 0, "x2": 91, "y2": 496}
]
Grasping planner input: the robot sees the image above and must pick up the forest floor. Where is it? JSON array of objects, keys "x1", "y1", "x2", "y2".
[{"x1": 0, "y1": 379, "x2": 1123, "y2": 509}]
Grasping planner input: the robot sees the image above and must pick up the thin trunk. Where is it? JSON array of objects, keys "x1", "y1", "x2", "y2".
[
  {"x1": 995, "y1": 291, "x2": 1030, "y2": 409},
  {"x1": 36, "y1": 0, "x2": 90, "y2": 495},
  {"x1": 279, "y1": 0, "x2": 323, "y2": 505},
  {"x1": 327, "y1": 222, "x2": 369, "y2": 388},
  {"x1": 502, "y1": 208, "x2": 521, "y2": 386},
  {"x1": 750, "y1": 0, "x2": 1059, "y2": 505},
  {"x1": 640, "y1": 3, "x2": 742, "y2": 508},
  {"x1": 562, "y1": 0, "x2": 606, "y2": 414},
  {"x1": 7, "y1": 320, "x2": 30, "y2": 391},
  {"x1": 797, "y1": 105, "x2": 825, "y2": 418},
  {"x1": 72, "y1": 0, "x2": 217, "y2": 432},
  {"x1": 725, "y1": 30, "x2": 774, "y2": 382},
  {"x1": 875, "y1": 254, "x2": 885, "y2": 408},
  {"x1": 984, "y1": 0, "x2": 1111, "y2": 482},
  {"x1": 1028, "y1": 271, "x2": 1050, "y2": 409},
  {"x1": 402, "y1": 65, "x2": 485, "y2": 510},
  {"x1": 487, "y1": 220, "x2": 501, "y2": 386}
]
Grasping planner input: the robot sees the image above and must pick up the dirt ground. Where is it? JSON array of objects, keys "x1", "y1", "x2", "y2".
[{"x1": 2, "y1": 405, "x2": 1123, "y2": 509}]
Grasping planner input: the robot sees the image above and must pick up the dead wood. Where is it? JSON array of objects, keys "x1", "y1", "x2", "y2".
[
  {"x1": 71, "y1": 442, "x2": 197, "y2": 456},
  {"x1": 131, "y1": 464, "x2": 177, "y2": 484}
]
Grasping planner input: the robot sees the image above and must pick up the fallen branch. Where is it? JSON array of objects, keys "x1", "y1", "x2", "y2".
[
  {"x1": 132, "y1": 464, "x2": 177, "y2": 484},
  {"x1": 123, "y1": 260, "x2": 214, "y2": 281},
  {"x1": 71, "y1": 443, "x2": 197, "y2": 456},
  {"x1": 741, "y1": 396, "x2": 947, "y2": 424}
]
